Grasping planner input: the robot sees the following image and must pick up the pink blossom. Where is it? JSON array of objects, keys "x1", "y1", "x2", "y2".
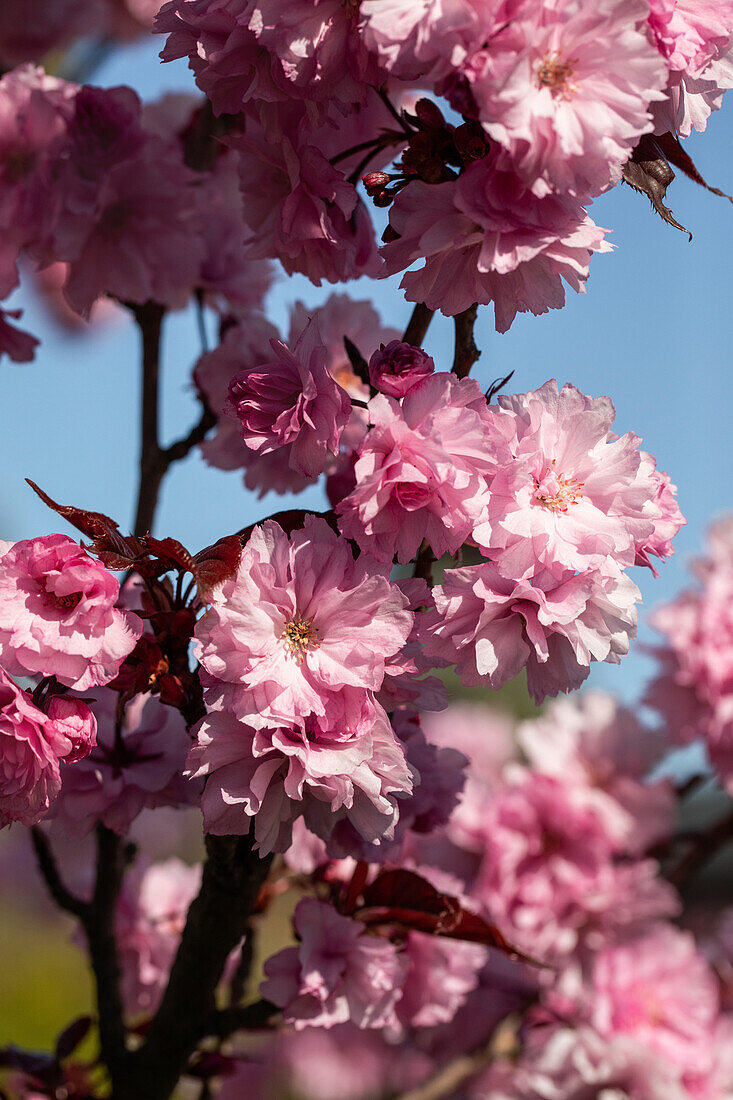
[
  {"x1": 518, "y1": 692, "x2": 675, "y2": 854},
  {"x1": 0, "y1": 534, "x2": 143, "y2": 690},
  {"x1": 360, "y1": 0, "x2": 488, "y2": 83},
  {"x1": 46, "y1": 696, "x2": 97, "y2": 764},
  {"x1": 634, "y1": 456, "x2": 686, "y2": 574},
  {"x1": 381, "y1": 155, "x2": 610, "y2": 328},
  {"x1": 482, "y1": 1025, "x2": 691, "y2": 1100},
  {"x1": 48, "y1": 688, "x2": 196, "y2": 837},
  {"x1": 247, "y1": 0, "x2": 380, "y2": 108},
  {"x1": 423, "y1": 561, "x2": 640, "y2": 704},
  {"x1": 368, "y1": 341, "x2": 435, "y2": 399},
  {"x1": 590, "y1": 924, "x2": 719, "y2": 1082},
  {"x1": 227, "y1": 319, "x2": 351, "y2": 478},
  {"x1": 0, "y1": 66, "x2": 75, "y2": 298},
  {"x1": 470, "y1": 768, "x2": 673, "y2": 962},
  {"x1": 649, "y1": 0, "x2": 733, "y2": 77},
  {"x1": 0, "y1": 667, "x2": 83, "y2": 828},
  {"x1": 377, "y1": 579, "x2": 448, "y2": 713},
  {"x1": 116, "y1": 858, "x2": 201, "y2": 1016},
  {"x1": 186, "y1": 699, "x2": 412, "y2": 856},
  {"x1": 0, "y1": 307, "x2": 38, "y2": 363},
  {"x1": 287, "y1": 294, "x2": 399, "y2": 400},
  {"x1": 458, "y1": 0, "x2": 666, "y2": 199},
  {"x1": 473, "y1": 380, "x2": 678, "y2": 581},
  {"x1": 396, "y1": 933, "x2": 486, "y2": 1029},
  {"x1": 232, "y1": 123, "x2": 380, "y2": 284},
  {"x1": 337, "y1": 372, "x2": 496, "y2": 564},
  {"x1": 193, "y1": 313, "x2": 315, "y2": 497},
  {"x1": 195, "y1": 517, "x2": 413, "y2": 730},
  {"x1": 261, "y1": 897, "x2": 407, "y2": 1029}
]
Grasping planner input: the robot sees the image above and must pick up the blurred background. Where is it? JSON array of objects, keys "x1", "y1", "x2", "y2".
[{"x1": 1, "y1": 23, "x2": 732, "y2": 1057}]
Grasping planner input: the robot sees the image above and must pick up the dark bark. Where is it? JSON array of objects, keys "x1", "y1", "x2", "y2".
[
  {"x1": 402, "y1": 303, "x2": 435, "y2": 348},
  {"x1": 452, "y1": 305, "x2": 480, "y2": 379}
]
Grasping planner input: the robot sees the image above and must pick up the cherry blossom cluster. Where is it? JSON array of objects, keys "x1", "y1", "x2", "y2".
[
  {"x1": 646, "y1": 516, "x2": 733, "y2": 792},
  {"x1": 151, "y1": 0, "x2": 733, "y2": 328}
]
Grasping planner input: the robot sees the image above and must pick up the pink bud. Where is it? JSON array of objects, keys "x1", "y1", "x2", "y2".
[
  {"x1": 47, "y1": 696, "x2": 98, "y2": 764},
  {"x1": 368, "y1": 340, "x2": 435, "y2": 398}
]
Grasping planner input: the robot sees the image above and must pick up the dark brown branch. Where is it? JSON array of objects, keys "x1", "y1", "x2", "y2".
[
  {"x1": 86, "y1": 825, "x2": 129, "y2": 1088},
  {"x1": 402, "y1": 303, "x2": 435, "y2": 347},
  {"x1": 162, "y1": 403, "x2": 216, "y2": 466},
  {"x1": 452, "y1": 304, "x2": 480, "y2": 379},
  {"x1": 132, "y1": 303, "x2": 166, "y2": 537},
  {"x1": 121, "y1": 833, "x2": 274, "y2": 1100},
  {"x1": 30, "y1": 827, "x2": 90, "y2": 921}
]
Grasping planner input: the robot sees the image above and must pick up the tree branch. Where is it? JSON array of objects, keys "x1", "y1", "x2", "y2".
[
  {"x1": 452, "y1": 304, "x2": 480, "y2": 379},
  {"x1": 392, "y1": 1044, "x2": 496, "y2": 1100},
  {"x1": 30, "y1": 827, "x2": 89, "y2": 921},
  {"x1": 205, "y1": 999, "x2": 279, "y2": 1040},
  {"x1": 121, "y1": 832, "x2": 274, "y2": 1100},
  {"x1": 132, "y1": 303, "x2": 166, "y2": 537},
  {"x1": 402, "y1": 303, "x2": 435, "y2": 347},
  {"x1": 666, "y1": 805, "x2": 733, "y2": 887},
  {"x1": 162, "y1": 403, "x2": 216, "y2": 466}
]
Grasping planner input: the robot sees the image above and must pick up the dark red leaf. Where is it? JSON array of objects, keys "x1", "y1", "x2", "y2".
[
  {"x1": 26, "y1": 480, "x2": 140, "y2": 563},
  {"x1": 55, "y1": 1016, "x2": 93, "y2": 1061},
  {"x1": 656, "y1": 131, "x2": 733, "y2": 204},
  {"x1": 359, "y1": 869, "x2": 547, "y2": 966},
  {"x1": 140, "y1": 535, "x2": 196, "y2": 576},
  {"x1": 193, "y1": 534, "x2": 243, "y2": 595},
  {"x1": 621, "y1": 134, "x2": 691, "y2": 239}
]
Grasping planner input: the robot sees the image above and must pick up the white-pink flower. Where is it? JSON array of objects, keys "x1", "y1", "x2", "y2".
[
  {"x1": 227, "y1": 319, "x2": 351, "y2": 478},
  {"x1": 473, "y1": 380, "x2": 675, "y2": 581},
  {"x1": 457, "y1": 0, "x2": 666, "y2": 198},
  {"x1": 381, "y1": 155, "x2": 610, "y2": 327},
  {"x1": 0, "y1": 534, "x2": 143, "y2": 690},
  {"x1": 337, "y1": 372, "x2": 496, "y2": 564},
  {"x1": 422, "y1": 561, "x2": 639, "y2": 704},
  {"x1": 186, "y1": 699, "x2": 412, "y2": 856},
  {"x1": 195, "y1": 516, "x2": 413, "y2": 729},
  {"x1": 261, "y1": 897, "x2": 408, "y2": 1029}
]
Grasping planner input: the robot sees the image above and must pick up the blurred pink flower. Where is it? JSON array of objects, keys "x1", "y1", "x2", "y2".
[{"x1": 262, "y1": 897, "x2": 407, "y2": 1029}]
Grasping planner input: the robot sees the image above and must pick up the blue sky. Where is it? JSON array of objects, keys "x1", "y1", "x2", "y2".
[{"x1": 3, "y1": 34, "x2": 732, "y2": 704}]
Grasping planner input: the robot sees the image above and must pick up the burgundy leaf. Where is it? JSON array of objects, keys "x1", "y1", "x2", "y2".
[
  {"x1": 621, "y1": 134, "x2": 690, "y2": 239},
  {"x1": 193, "y1": 534, "x2": 243, "y2": 595},
  {"x1": 26, "y1": 480, "x2": 140, "y2": 563},
  {"x1": 656, "y1": 131, "x2": 733, "y2": 204},
  {"x1": 55, "y1": 1016, "x2": 93, "y2": 1061}
]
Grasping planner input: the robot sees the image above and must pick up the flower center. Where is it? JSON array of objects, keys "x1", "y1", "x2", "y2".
[
  {"x1": 536, "y1": 53, "x2": 576, "y2": 97},
  {"x1": 533, "y1": 460, "x2": 583, "y2": 513},
  {"x1": 282, "y1": 616, "x2": 321, "y2": 661},
  {"x1": 44, "y1": 587, "x2": 83, "y2": 613}
]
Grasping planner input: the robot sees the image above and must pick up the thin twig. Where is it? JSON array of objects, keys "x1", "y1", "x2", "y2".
[
  {"x1": 666, "y1": 806, "x2": 733, "y2": 887},
  {"x1": 30, "y1": 828, "x2": 89, "y2": 921},
  {"x1": 205, "y1": 1000, "x2": 279, "y2": 1039},
  {"x1": 402, "y1": 303, "x2": 435, "y2": 347},
  {"x1": 378, "y1": 87, "x2": 412, "y2": 134},
  {"x1": 452, "y1": 304, "x2": 481, "y2": 379},
  {"x1": 162, "y1": 403, "x2": 217, "y2": 466}
]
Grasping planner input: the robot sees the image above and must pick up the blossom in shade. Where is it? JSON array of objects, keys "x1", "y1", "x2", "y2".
[
  {"x1": 381, "y1": 155, "x2": 611, "y2": 327},
  {"x1": 473, "y1": 380, "x2": 679, "y2": 581},
  {"x1": 48, "y1": 688, "x2": 196, "y2": 837},
  {"x1": 422, "y1": 562, "x2": 640, "y2": 704},
  {"x1": 396, "y1": 933, "x2": 486, "y2": 1029},
  {"x1": 590, "y1": 924, "x2": 719, "y2": 1084},
  {"x1": 0, "y1": 534, "x2": 143, "y2": 690},
  {"x1": 518, "y1": 692, "x2": 675, "y2": 854},
  {"x1": 195, "y1": 516, "x2": 413, "y2": 729},
  {"x1": 261, "y1": 897, "x2": 407, "y2": 1030},
  {"x1": 233, "y1": 123, "x2": 380, "y2": 285},
  {"x1": 115, "y1": 858, "x2": 201, "y2": 1016},
  {"x1": 368, "y1": 341, "x2": 435, "y2": 399},
  {"x1": 458, "y1": 0, "x2": 666, "y2": 199},
  {"x1": 288, "y1": 294, "x2": 399, "y2": 399},
  {"x1": 0, "y1": 667, "x2": 88, "y2": 828},
  {"x1": 337, "y1": 372, "x2": 496, "y2": 564},
  {"x1": 0, "y1": 0, "x2": 103, "y2": 67},
  {"x1": 0, "y1": 307, "x2": 38, "y2": 363},
  {"x1": 227, "y1": 319, "x2": 351, "y2": 478},
  {"x1": 193, "y1": 313, "x2": 315, "y2": 497},
  {"x1": 185, "y1": 699, "x2": 412, "y2": 856}
]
